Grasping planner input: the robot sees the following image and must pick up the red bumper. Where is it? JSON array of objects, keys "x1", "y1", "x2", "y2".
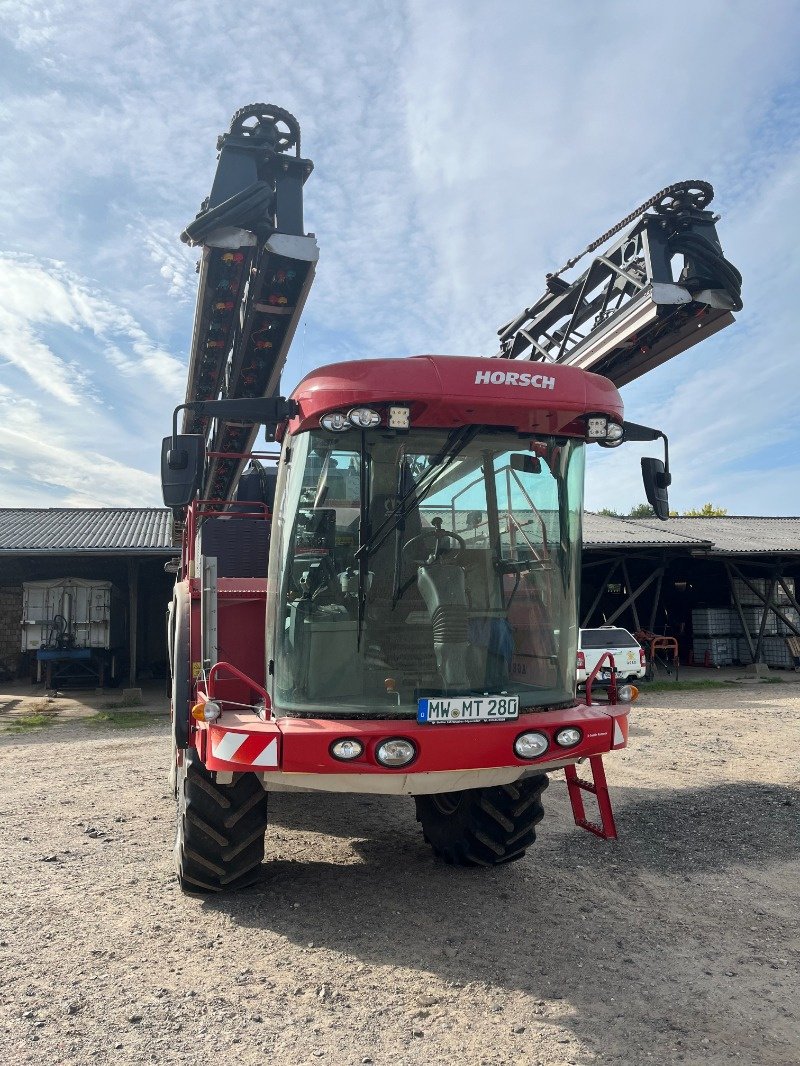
[{"x1": 197, "y1": 703, "x2": 629, "y2": 776}]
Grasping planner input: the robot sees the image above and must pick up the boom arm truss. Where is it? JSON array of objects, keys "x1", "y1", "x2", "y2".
[
  {"x1": 181, "y1": 104, "x2": 318, "y2": 501},
  {"x1": 496, "y1": 181, "x2": 742, "y2": 386}
]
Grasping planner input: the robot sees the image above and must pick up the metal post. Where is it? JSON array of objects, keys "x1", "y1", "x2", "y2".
[
  {"x1": 777, "y1": 575, "x2": 800, "y2": 622},
  {"x1": 648, "y1": 558, "x2": 665, "y2": 632},
  {"x1": 726, "y1": 561, "x2": 755, "y2": 662},
  {"x1": 581, "y1": 558, "x2": 620, "y2": 628},
  {"x1": 200, "y1": 555, "x2": 218, "y2": 671},
  {"x1": 753, "y1": 572, "x2": 778, "y2": 664},
  {"x1": 127, "y1": 558, "x2": 139, "y2": 687},
  {"x1": 620, "y1": 559, "x2": 641, "y2": 632}
]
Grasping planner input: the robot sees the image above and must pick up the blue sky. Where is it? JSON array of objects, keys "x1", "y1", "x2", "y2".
[{"x1": 0, "y1": 0, "x2": 798, "y2": 513}]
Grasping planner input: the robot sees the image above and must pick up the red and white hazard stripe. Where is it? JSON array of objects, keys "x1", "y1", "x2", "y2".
[
  {"x1": 611, "y1": 715, "x2": 627, "y2": 749},
  {"x1": 209, "y1": 729, "x2": 279, "y2": 767}
]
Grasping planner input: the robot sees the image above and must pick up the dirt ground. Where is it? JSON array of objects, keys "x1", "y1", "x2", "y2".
[{"x1": 0, "y1": 680, "x2": 798, "y2": 1066}]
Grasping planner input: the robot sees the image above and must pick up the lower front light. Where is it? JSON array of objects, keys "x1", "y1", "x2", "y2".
[
  {"x1": 375, "y1": 738, "x2": 416, "y2": 768},
  {"x1": 555, "y1": 727, "x2": 582, "y2": 747},
  {"x1": 514, "y1": 731, "x2": 549, "y2": 759},
  {"x1": 330, "y1": 738, "x2": 364, "y2": 761}
]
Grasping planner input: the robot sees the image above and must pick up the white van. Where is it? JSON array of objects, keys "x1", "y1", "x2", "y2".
[{"x1": 577, "y1": 626, "x2": 646, "y2": 686}]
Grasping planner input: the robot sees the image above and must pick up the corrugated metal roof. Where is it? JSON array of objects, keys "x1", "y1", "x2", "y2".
[
  {"x1": 583, "y1": 513, "x2": 710, "y2": 549},
  {"x1": 0, "y1": 508, "x2": 796, "y2": 557},
  {"x1": 628, "y1": 516, "x2": 800, "y2": 555},
  {"x1": 0, "y1": 509, "x2": 173, "y2": 554}
]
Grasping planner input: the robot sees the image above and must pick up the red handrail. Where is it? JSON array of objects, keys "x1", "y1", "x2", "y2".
[
  {"x1": 585, "y1": 651, "x2": 618, "y2": 706},
  {"x1": 205, "y1": 661, "x2": 272, "y2": 715}
]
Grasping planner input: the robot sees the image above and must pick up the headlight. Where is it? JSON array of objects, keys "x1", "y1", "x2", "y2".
[
  {"x1": 330, "y1": 738, "x2": 364, "y2": 761},
  {"x1": 320, "y1": 412, "x2": 350, "y2": 432},
  {"x1": 513, "y1": 731, "x2": 549, "y2": 759},
  {"x1": 388, "y1": 405, "x2": 410, "y2": 429},
  {"x1": 375, "y1": 738, "x2": 416, "y2": 767},
  {"x1": 586, "y1": 416, "x2": 608, "y2": 439},
  {"x1": 604, "y1": 421, "x2": 624, "y2": 445},
  {"x1": 587, "y1": 415, "x2": 625, "y2": 447},
  {"x1": 348, "y1": 407, "x2": 381, "y2": 428},
  {"x1": 555, "y1": 727, "x2": 582, "y2": 747}
]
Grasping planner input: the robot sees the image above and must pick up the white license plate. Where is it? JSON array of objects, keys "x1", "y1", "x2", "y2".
[
  {"x1": 418, "y1": 695, "x2": 519, "y2": 725},
  {"x1": 599, "y1": 669, "x2": 612, "y2": 681}
]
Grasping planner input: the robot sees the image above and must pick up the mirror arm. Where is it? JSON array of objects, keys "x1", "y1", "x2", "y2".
[
  {"x1": 623, "y1": 420, "x2": 670, "y2": 483},
  {"x1": 169, "y1": 397, "x2": 298, "y2": 463},
  {"x1": 169, "y1": 403, "x2": 200, "y2": 468}
]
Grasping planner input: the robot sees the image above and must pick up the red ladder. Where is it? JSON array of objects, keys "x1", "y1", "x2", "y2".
[{"x1": 564, "y1": 755, "x2": 617, "y2": 840}]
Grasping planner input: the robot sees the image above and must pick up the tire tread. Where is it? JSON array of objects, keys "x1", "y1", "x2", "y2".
[
  {"x1": 415, "y1": 775, "x2": 548, "y2": 867},
  {"x1": 175, "y1": 750, "x2": 268, "y2": 893}
]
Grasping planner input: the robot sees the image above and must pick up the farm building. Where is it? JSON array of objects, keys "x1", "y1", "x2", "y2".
[
  {"x1": 0, "y1": 508, "x2": 797, "y2": 685},
  {"x1": 0, "y1": 509, "x2": 175, "y2": 687},
  {"x1": 581, "y1": 515, "x2": 800, "y2": 668}
]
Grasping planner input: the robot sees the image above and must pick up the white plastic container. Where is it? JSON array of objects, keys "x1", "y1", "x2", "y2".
[{"x1": 21, "y1": 579, "x2": 124, "y2": 652}]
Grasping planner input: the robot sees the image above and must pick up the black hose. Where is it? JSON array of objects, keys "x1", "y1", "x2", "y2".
[{"x1": 670, "y1": 232, "x2": 743, "y2": 312}]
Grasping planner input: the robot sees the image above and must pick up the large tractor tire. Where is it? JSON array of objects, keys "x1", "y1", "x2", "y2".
[
  {"x1": 168, "y1": 583, "x2": 191, "y2": 798},
  {"x1": 414, "y1": 775, "x2": 548, "y2": 867},
  {"x1": 175, "y1": 749, "x2": 269, "y2": 894}
]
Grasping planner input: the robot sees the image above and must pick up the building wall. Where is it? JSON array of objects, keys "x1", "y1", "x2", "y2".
[{"x1": 0, "y1": 585, "x2": 23, "y2": 677}]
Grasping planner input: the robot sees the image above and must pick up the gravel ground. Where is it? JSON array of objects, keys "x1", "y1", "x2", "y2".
[{"x1": 0, "y1": 683, "x2": 798, "y2": 1066}]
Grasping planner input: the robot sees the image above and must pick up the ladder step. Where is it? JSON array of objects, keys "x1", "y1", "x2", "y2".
[
  {"x1": 572, "y1": 776, "x2": 597, "y2": 794},
  {"x1": 564, "y1": 755, "x2": 618, "y2": 841},
  {"x1": 575, "y1": 818, "x2": 607, "y2": 838}
]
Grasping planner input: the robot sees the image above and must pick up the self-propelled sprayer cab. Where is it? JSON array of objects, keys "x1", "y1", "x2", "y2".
[
  {"x1": 164, "y1": 103, "x2": 740, "y2": 895},
  {"x1": 264, "y1": 355, "x2": 632, "y2": 720}
]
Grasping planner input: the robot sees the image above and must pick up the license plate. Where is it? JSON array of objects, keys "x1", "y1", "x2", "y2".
[
  {"x1": 417, "y1": 695, "x2": 519, "y2": 725},
  {"x1": 599, "y1": 669, "x2": 612, "y2": 681}
]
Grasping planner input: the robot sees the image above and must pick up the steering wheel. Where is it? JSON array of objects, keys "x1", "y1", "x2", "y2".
[{"x1": 403, "y1": 525, "x2": 466, "y2": 564}]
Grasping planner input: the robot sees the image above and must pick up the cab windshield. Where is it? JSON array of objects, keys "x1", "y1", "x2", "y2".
[{"x1": 266, "y1": 428, "x2": 584, "y2": 716}]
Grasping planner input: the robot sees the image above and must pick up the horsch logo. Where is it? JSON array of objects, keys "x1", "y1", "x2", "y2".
[{"x1": 475, "y1": 369, "x2": 556, "y2": 390}]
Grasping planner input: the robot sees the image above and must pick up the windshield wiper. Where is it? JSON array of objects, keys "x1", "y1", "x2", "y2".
[{"x1": 354, "y1": 425, "x2": 479, "y2": 563}]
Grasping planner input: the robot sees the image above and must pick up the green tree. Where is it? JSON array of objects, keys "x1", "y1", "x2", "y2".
[
  {"x1": 682, "y1": 503, "x2": 728, "y2": 516},
  {"x1": 597, "y1": 507, "x2": 620, "y2": 517},
  {"x1": 628, "y1": 503, "x2": 656, "y2": 518}
]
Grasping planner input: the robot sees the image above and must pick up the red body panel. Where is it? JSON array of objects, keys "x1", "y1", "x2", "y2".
[
  {"x1": 287, "y1": 355, "x2": 623, "y2": 435},
  {"x1": 199, "y1": 703, "x2": 629, "y2": 774},
  {"x1": 188, "y1": 578, "x2": 268, "y2": 711}
]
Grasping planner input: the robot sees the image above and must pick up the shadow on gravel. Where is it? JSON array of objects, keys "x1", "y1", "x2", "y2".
[
  {"x1": 557, "y1": 778, "x2": 800, "y2": 874},
  {"x1": 200, "y1": 780, "x2": 800, "y2": 1061},
  {"x1": 265, "y1": 778, "x2": 800, "y2": 875},
  {"x1": 199, "y1": 780, "x2": 800, "y2": 1061}
]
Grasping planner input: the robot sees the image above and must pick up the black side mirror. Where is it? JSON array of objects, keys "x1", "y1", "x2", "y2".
[
  {"x1": 161, "y1": 434, "x2": 205, "y2": 507},
  {"x1": 641, "y1": 457, "x2": 671, "y2": 521},
  {"x1": 510, "y1": 453, "x2": 542, "y2": 475}
]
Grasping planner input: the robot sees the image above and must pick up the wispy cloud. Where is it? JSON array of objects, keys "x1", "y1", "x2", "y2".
[{"x1": 0, "y1": 1, "x2": 797, "y2": 512}]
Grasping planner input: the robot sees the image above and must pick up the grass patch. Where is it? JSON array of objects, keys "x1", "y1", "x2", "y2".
[
  {"x1": 0, "y1": 712, "x2": 60, "y2": 734},
  {"x1": 642, "y1": 679, "x2": 735, "y2": 692},
  {"x1": 643, "y1": 675, "x2": 785, "y2": 692},
  {"x1": 84, "y1": 710, "x2": 165, "y2": 729},
  {"x1": 101, "y1": 690, "x2": 143, "y2": 710}
]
